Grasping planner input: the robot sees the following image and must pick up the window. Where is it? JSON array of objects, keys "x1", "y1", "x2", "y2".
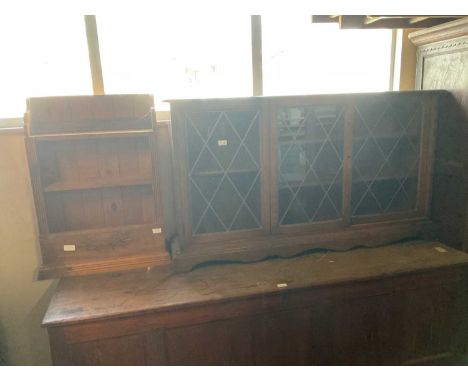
[
  {"x1": 0, "y1": 15, "x2": 396, "y2": 123},
  {"x1": 262, "y1": 15, "x2": 393, "y2": 95},
  {"x1": 97, "y1": 15, "x2": 252, "y2": 111},
  {"x1": 0, "y1": 15, "x2": 91, "y2": 119}
]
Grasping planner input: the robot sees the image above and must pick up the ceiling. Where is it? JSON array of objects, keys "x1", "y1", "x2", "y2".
[{"x1": 311, "y1": 16, "x2": 465, "y2": 29}]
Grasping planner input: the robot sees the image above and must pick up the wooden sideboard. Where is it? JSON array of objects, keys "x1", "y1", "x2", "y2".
[{"x1": 43, "y1": 240, "x2": 468, "y2": 365}]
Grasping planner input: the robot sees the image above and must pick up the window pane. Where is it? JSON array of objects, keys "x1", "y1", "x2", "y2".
[
  {"x1": 0, "y1": 15, "x2": 91, "y2": 119},
  {"x1": 262, "y1": 16, "x2": 393, "y2": 96},
  {"x1": 97, "y1": 15, "x2": 252, "y2": 111}
]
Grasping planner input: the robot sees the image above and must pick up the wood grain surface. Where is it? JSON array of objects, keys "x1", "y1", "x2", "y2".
[{"x1": 43, "y1": 239, "x2": 468, "y2": 327}]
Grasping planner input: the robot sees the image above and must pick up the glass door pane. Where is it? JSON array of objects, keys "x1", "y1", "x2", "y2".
[
  {"x1": 351, "y1": 95, "x2": 422, "y2": 217},
  {"x1": 277, "y1": 104, "x2": 345, "y2": 225},
  {"x1": 184, "y1": 107, "x2": 262, "y2": 235}
]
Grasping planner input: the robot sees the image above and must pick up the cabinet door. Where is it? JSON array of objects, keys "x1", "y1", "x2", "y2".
[
  {"x1": 270, "y1": 98, "x2": 351, "y2": 233},
  {"x1": 350, "y1": 93, "x2": 435, "y2": 223},
  {"x1": 172, "y1": 99, "x2": 269, "y2": 244}
]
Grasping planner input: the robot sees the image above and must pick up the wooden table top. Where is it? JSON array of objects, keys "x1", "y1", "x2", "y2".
[{"x1": 43, "y1": 240, "x2": 468, "y2": 327}]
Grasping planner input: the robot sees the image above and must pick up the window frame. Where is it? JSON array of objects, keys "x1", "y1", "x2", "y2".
[{"x1": 0, "y1": 15, "x2": 400, "y2": 128}]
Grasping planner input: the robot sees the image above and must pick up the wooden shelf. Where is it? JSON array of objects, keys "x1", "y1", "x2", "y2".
[
  {"x1": 279, "y1": 134, "x2": 418, "y2": 146},
  {"x1": 47, "y1": 223, "x2": 158, "y2": 239},
  {"x1": 31, "y1": 129, "x2": 154, "y2": 141},
  {"x1": 279, "y1": 173, "x2": 418, "y2": 189},
  {"x1": 192, "y1": 168, "x2": 259, "y2": 176},
  {"x1": 353, "y1": 133, "x2": 419, "y2": 141},
  {"x1": 44, "y1": 175, "x2": 154, "y2": 192},
  {"x1": 280, "y1": 176, "x2": 340, "y2": 189},
  {"x1": 37, "y1": 250, "x2": 170, "y2": 280},
  {"x1": 279, "y1": 137, "x2": 343, "y2": 145},
  {"x1": 352, "y1": 173, "x2": 418, "y2": 184}
]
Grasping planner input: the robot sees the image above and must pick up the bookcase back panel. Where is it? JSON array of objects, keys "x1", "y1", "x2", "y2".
[
  {"x1": 37, "y1": 137, "x2": 153, "y2": 188},
  {"x1": 276, "y1": 104, "x2": 345, "y2": 225},
  {"x1": 184, "y1": 108, "x2": 263, "y2": 235},
  {"x1": 44, "y1": 185, "x2": 156, "y2": 233},
  {"x1": 351, "y1": 95, "x2": 423, "y2": 218}
]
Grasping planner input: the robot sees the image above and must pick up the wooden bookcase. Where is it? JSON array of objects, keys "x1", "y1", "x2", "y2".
[
  {"x1": 168, "y1": 91, "x2": 440, "y2": 270},
  {"x1": 25, "y1": 95, "x2": 170, "y2": 279}
]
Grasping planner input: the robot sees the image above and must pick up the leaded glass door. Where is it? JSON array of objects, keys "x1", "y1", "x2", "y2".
[
  {"x1": 271, "y1": 98, "x2": 348, "y2": 232},
  {"x1": 351, "y1": 94, "x2": 429, "y2": 223},
  {"x1": 172, "y1": 99, "x2": 268, "y2": 244}
]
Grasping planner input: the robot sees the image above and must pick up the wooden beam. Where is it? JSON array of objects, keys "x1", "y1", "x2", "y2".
[
  {"x1": 365, "y1": 16, "x2": 383, "y2": 25},
  {"x1": 410, "y1": 17, "x2": 430, "y2": 24},
  {"x1": 251, "y1": 15, "x2": 263, "y2": 96},
  {"x1": 388, "y1": 29, "x2": 398, "y2": 91},
  {"x1": 311, "y1": 15, "x2": 338, "y2": 24},
  {"x1": 84, "y1": 15, "x2": 105, "y2": 95},
  {"x1": 339, "y1": 15, "x2": 367, "y2": 29},
  {"x1": 314, "y1": 15, "x2": 463, "y2": 29},
  {"x1": 399, "y1": 29, "x2": 417, "y2": 90}
]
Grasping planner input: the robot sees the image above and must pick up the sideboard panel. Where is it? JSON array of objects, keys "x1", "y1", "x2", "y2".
[
  {"x1": 410, "y1": 19, "x2": 468, "y2": 250},
  {"x1": 47, "y1": 265, "x2": 468, "y2": 365},
  {"x1": 165, "y1": 317, "x2": 255, "y2": 365},
  {"x1": 70, "y1": 335, "x2": 147, "y2": 366}
]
